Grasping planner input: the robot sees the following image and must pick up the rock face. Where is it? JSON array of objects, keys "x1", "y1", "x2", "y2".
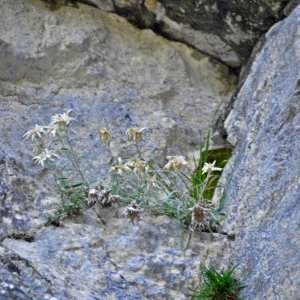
[
  {"x1": 0, "y1": 0, "x2": 234, "y2": 299},
  {"x1": 110, "y1": 0, "x2": 289, "y2": 67},
  {"x1": 1, "y1": 209, "x2": 232, "y2": 299},
  {"x1": 1, "y1": 0, "x2": 299, "y2": 299},
  {"x1": 217, "y1": 5, "x2": 300, "y2": 299}
]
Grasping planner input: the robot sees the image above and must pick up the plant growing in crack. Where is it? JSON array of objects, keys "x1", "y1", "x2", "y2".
[
  {"x1": 24, "y1": 110, "x2": 88, "y2": 225},
  {"x1": 105, "y1": 128, "x2": 227, "y2": 232},
  {"x1": 24, "y1": 110, "x2": 228, "y2": 233},
  {"x1": 23, "y1": 110, "x2": 120, "y2": 225},
  {"x1": 191, "y1": 265, "x2": 245, "y2": 300}
]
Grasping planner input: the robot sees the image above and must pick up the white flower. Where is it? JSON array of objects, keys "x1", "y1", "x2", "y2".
[
  {"x1": 32, "y1": 141, "x2": 46, "y2": 155},
  {"x1": 88, "y1": 188, "x2": 99, "y2": 204},
  {"x1": 126, "y1": 127, "x2": 147, "y2": 142},
  {"x1": 50, "y1": 110, "x2": 74, "y2": 127},
  {"x1": 145, "y1": 174, "x2": 158, "y2": 190},
  {"x1": 110, "y1": 158, "x2": 130, "y2": 175},
  {"x1": 33, "y1": 149, "x2": 59, "y2": 167},
  {"x1": 163, "y1": 155, "x2": 188, "y2": 171},
  {"x1": 202, "y1": 161, "x2": 222, "y2": 174},
  {"x1": 98, "y1": 128, "x2": 111, "y2": 144},
  {"x1": 125, "y1": 158, "x2": 149, "y2": 175},
  {"x1": 47, "y1": 124, "x2": 61, "y2": 138},
  {"x1": 23, "y1": 125, "x2": 46, "y2": 141}
]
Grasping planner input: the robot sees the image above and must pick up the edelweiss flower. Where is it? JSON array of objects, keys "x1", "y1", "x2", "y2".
[
  {"x1": 50, "y1": 110, "x2": 74, "y2": 127},
  {"x1": 47, "y1": 124, "x2": 61, "y2": 138},
  {"x1": 98, "y1": 128, "x2": 111, "y2": 144},
  {"x1": 32, "y1": 141, "x2": 46, "y2": 155},
  {"x1": 202, "y1": 160, "x2": 222, "y2": 174},
  {"x1": 125, "y1": 158, "x2": 149, "y2": 175},
  {"x1": 191, "y1": 203, "x2": 214, "y2": 229},
  {"x1": 145, "y1": 174, "x2": 158, "y2": 190},
  {"x1": 110, "y1": 158, "x2": 129, "y2": 175},
  {"x1": 88, "y1": 188, "x2": 99, "y2": 204},
  {"x1": 192, "y1": 204, "x2": 205, "y2": 225},
  {"x1": 23, "y1": 125, "x2": 46, "y2": 141},
  {"x1": 126, "y1": 127, "x2": 147, "y2": 142},
  {"x1": 163, "y1": 155, "x2": 188, "y2": 171},
  {"x1": 33, "y1": 149, "x2": 59, "y2": 167},
  {"x1": 124, "y1": 203, "x2": 141, "y2": 224}
]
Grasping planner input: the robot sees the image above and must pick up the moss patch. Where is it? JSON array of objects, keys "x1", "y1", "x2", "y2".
[
  {"x1": 5, "y1": 232, "x2": 35, "y2": 242},
  {"x1": 202, "y1": 147, "x2": 232, "y2": 200}
]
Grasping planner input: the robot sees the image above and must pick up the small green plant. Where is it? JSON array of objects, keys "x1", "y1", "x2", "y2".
[
  {"x1": 23, "y1": 110, "x2": 91, "y2": 224},
  {"x1": 192, "y1": 266, "x2": 245, "y2": 300},
  {"x1": 24, "y1": 110, "x2": 229, "y2": 229},
  {"x1": 106, "y1": 128, "x2": 226, "y2": 231}
]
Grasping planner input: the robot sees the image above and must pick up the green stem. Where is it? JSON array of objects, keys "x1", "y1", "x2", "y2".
[
  {"x1": 58, "y1": 128, "x2": 88, "y2": 187},
  {"x1": 136, "y1": 142, "x2": 142, "y2": 159}
]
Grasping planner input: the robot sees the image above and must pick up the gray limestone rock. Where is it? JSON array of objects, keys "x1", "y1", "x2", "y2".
[
  {"x1": 216, "y1": 6, "x2": 300, "y2": 299},
  {"x1": 2, "y1": 210, "x2": 233, "y2": 300},
  {"x1": 81, "y1": 0, "x2": 115, "y2": 11},
  {"x1": 112, "y1": 0, "x2": 289, "y2": 67},
  {"x1": 0, "y1": 1, "x2": 234, "y2": 299}
]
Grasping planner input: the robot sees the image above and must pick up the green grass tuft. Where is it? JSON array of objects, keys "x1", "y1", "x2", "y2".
[{"x1": 192, "y1": 266, "x2": 245, "y2": 300}]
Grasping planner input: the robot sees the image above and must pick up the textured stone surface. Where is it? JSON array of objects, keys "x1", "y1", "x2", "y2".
[
  {"x1": 216, "y1": 6, "x2": 300, "y2": 299},
  {"x1": 1, "y1": 0, "x2": 299, "y2": 299},
  {"x1": 0, "y1": 151, "x2": 45, "y2": 239},
  {"x1": 1, "y1": 209, "x2": 232, "y2": 300},
  {"x1": 111, "y1": 0, "x2": 289, "y2": 67},
  {"x1": 0, "y1": 246, "x2": 61, "y2": 300},
  {"x1": 0, "y1": 1, "x2": 235, "y2": 299},
  {"x1": 83, "y1": 0, "x2": 114, "y2": 11}
]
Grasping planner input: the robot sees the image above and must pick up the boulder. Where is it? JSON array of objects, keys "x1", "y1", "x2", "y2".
[
  {"x1": 110, "y1": 0, "x2": 289, "y2": 67},
  {"x1": 217, "y1": 5, "x2": 300, "y2": 299},
  {"x1": 1, "y1": 211, "x2": 232, "y2": 299}
]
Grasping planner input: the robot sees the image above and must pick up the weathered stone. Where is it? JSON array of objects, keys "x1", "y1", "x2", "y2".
[
  {"x1": 2, "y1": 209, "x2": 233, "y2": 300},
  {"x1": 81, "y1": 0, "x2": 115, "y2": 11},
  {"x1": 215, "y1": 6, "x2": 300, "y2": 299},
  {"x1": 112, "y1": 0, "x2": 289, "y2": 67},
  {"x1": 0, "y1": 1, "x2": 235, "y2": 298},
  {"x1": 283, "y1": 0, "x2": 300, "y2": 16},
  {"x1": 0, "y1": 150, "x2": 53, "y2": 239},
  {"x1": 0, "y1": 246, "x2": 61, "y2": 300}
]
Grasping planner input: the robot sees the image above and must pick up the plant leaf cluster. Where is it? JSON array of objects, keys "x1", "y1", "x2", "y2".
[{"x1": 192, "y1": 266, "x2": 245, "y2": 300}]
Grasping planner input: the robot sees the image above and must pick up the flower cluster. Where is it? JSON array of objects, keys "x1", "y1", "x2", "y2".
[
  {"x1": 23, "y1": 125, "x2": 47, "y2": 141},
  {"x1": 33, "y1": 149, "x2": 59, "y2": 167},
  {"x1": 191, "y1": 202, "x2": 214, "y2": 230},
  {"x1": 163, "y1": 155, "x2": 188, "y2": 171},
  {"x1": 98, "y1": 128, "x2": 111, "y2": 145},
  {"x1": 110, "y1": 157, "x2": 149, "y2": 176},
  {"x1": 24, "y1": 110, "x2": 227, "y2": 234},
  {"x1": 110, "y1": 158, "x2": 129, "y2": 175},
  {"x1": 125, "y1": 158, "x2": 149, "y2": 175},
  {"x1": 88, "y1": 188, "x2": 123, "y2": 207},
  {"x1": 23, "y1": 110, "x2": 75, "y2": 167},
  {"x1": 126, "y1": 127, "x2": 147, "y2": 142}
]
